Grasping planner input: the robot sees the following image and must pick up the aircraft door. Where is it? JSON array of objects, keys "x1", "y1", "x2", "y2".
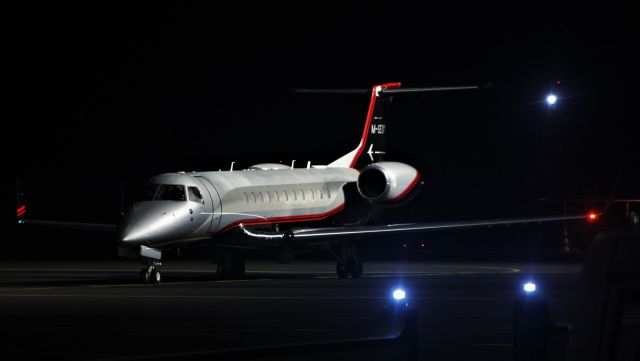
[{"x1": 194, "y1": 177, "x2": 222, "y2": 233}]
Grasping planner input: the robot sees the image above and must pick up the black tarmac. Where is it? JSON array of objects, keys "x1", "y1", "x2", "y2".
[{"x1": 0, "y1": 259, "x2": 582, "y2": 360}]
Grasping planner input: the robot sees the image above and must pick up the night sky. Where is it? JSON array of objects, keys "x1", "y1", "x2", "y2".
[{"x1": 15, "y1": 3, "x2": 636, "y2": 228}]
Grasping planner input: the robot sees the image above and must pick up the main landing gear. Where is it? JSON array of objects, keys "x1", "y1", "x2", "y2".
[
  {"x1": 215, "y1": 252, "x2": 246, "y2": 279},
  {"x1": 332, "y1": 241, "x2": 363, "y2": 279}
]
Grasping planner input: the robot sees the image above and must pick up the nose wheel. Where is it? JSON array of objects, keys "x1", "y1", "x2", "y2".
[{"x1": 140, "y1": 260, "x2": 162, "y2": 284}]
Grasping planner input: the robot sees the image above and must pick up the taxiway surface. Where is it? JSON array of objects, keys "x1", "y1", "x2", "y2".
[{"x1": 0, "y1": 259, "x2": 582, "y2": 360}]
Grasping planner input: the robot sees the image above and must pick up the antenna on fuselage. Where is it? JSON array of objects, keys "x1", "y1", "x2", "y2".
[
  {"x1": 307, "y1": 161, "x2": 311, "y2": 169},
  {"x1": 230, "y1": 162, "x2": 235, "y2": 171},
  {"x1": 291, "y1": 160, "x2": 296, "y2": 169}
]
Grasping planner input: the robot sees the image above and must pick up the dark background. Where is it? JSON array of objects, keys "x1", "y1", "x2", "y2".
[{"x1": 11, "y1": 3, "x2": 637, "y2": 256}]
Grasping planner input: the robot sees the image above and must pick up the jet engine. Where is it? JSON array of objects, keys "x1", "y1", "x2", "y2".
[{"x1": 356, "y1": 162, "x2": 420, "y2": 203}]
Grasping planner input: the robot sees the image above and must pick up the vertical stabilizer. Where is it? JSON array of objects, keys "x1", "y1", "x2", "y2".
[{"x1": 329, "y1": 82, "x2": 401, "y2": 169}]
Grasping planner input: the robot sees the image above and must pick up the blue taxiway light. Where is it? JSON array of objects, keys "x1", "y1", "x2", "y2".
[
  {"x1": 392, "y1": 289, "x2": 406, "y2": 301},
  {"x1": 523, "y1": 282, "x2": 537, "y2": 293}
]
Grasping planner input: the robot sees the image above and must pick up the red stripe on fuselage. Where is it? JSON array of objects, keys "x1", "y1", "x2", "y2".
[
  {"x1": 391, "y1": 171, "x2": 421, "y2": 202},
  {"x1": 214, "y1": 203, "x2": 346, "y2": 235},
  {"x1": 349, "y1": 82, "x2": 401, "y2": 169}
]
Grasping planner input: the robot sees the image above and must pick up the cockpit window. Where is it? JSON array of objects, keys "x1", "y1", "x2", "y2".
[
  {"x1": 188, "y1": 187, "x2": 203, "y2": 203},
  {"x1": 135, "y1": 184, "x2": 159, "y2": 201},
  {"x1": 155, "y1": 184, "x2": 186, "y2": 201}
]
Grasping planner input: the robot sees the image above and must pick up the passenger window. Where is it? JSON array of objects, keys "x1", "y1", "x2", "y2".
[{"x1": 188, "y1": 187, "x2": 203, "y2": 203}]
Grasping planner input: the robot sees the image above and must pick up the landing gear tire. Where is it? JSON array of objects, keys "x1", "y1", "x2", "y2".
[
  {"x1": 231, "y1": 256, "x2": 245, "y2": 277},
  {"x1": 337, "y1": 263, "x2": 348, "y2": 279},
  {"x1": 348, "y1": 258, "x2": 363, "y2": 278},
  {"x1": 140, "y1": 266, "x2": 161, "y2": 284},
  {"x1": 150, "y1": 268, "x2": 161, "y2": 284},
  {"x1": 216, "y1": 253, "x2": 246, "y2": 279},
  {"x1": 139, "y1": 268, "x2": 151, "y2": 283},
  {"x1": 139, "y1": 260, "x2": 162, "y2": 284}
]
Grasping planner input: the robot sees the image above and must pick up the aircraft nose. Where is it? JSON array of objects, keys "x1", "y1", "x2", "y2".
[
  {"x1": 119, "y1": 226, "x2": 143, "y2": 244},
  {"x1": 119, "y1": 217, "x2": 150, "y2": 245},
  {"x1": 119, "y1": 202, "x2": 189, "y2": 245}
]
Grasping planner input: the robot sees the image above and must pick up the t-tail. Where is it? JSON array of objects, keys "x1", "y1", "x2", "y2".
[
  {"x1": 329, "y1": 82, "x2": 400, "y2": 169},
  {"x1": 296, "y1": 82, "x2": 484, "y2": 169}
]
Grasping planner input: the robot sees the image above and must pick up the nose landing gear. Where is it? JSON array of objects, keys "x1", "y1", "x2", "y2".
[
  {"x1": 140, "y1": 261, "x2": 162, "y2": 284},
  {"x1": 139, "y1": 245, "x2": 163, "y2": 284}
]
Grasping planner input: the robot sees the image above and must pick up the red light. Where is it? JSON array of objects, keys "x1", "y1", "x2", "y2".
[
  {"x1": 420, "y1": 243, "x2": 426, "y2": 248},
  {"x1": 587, "y1": 211, "x2": 599, "y2": 222},
  {"x1": 402, "y1": 243, "x2": 407, "y2": 248},
  {"x1": 555, "y1": 80, "x2": 561, "y2": 85}
]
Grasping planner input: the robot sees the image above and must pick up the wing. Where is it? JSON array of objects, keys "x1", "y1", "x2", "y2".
[
  {"x1": 17, "y1": 195, "x2": 117, "y2": 233},
  {"x1": 20, "y1": 219, "x2": 117, "y2": 232},
  {"x1": 239, "y1": 214, "x2": 590, "y2": 243}
]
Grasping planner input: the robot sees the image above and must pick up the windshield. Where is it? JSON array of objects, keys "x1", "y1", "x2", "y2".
[
  {"x1": 135, "y1": 184, "x2": 186, "y2": 202},
  {"x1": 155, "y1": 184, "x2": 186, "y2": 201}
]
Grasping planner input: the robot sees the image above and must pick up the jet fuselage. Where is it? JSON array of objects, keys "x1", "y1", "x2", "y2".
[{"x1": 119, "y1": 166, "x2": 360, "y2": 247}]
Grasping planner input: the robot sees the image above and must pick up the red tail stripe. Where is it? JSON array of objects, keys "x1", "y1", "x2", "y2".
[{"x1": 349, "y1": 82, "x2": 402, "y2": 168}]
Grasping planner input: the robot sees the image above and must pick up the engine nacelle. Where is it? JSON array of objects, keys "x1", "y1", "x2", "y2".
[{"x1": 356, "y1": 162, "x2": 420, "y2": 203}]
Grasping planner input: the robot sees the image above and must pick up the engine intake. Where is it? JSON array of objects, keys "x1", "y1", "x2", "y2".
[{"x1": 357, "y1": 162, "x2": 420, "y2": 203}]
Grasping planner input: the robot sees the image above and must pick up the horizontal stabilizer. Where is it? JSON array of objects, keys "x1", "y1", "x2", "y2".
[
  {"x1": 293, "y1": 84, "x2": 490, "y2": 96},
  {"x1": 291, "y1": 88, "x2": 369, "y2": 94}
]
